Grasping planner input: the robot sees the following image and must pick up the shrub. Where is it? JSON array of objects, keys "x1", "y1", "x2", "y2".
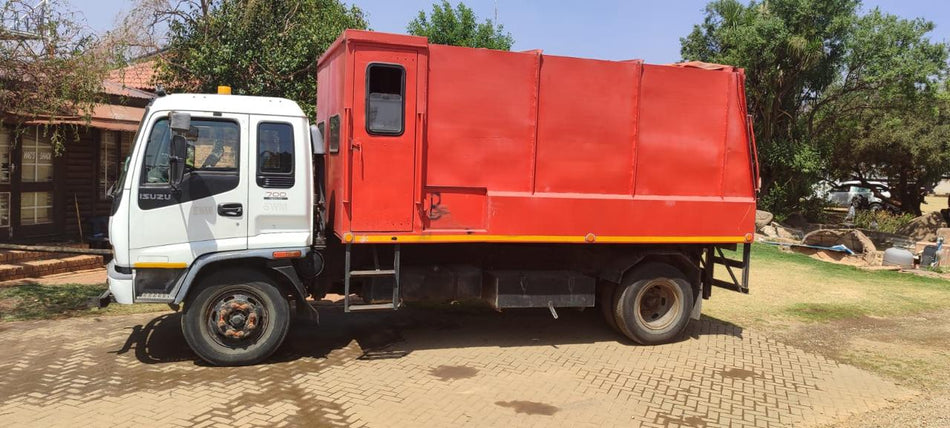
[{"x1": 854, "y1": 210, "x2": 916, "y2": 233}]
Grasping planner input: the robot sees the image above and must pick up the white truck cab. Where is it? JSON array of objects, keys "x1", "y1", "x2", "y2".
[{"x1": 106, "y1": 93, "x2": 322, "y2": 364}]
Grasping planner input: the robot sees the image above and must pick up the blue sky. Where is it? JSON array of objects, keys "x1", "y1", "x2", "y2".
[{"x1": 74, "y1": 0, "x2": 950, "y2": 64}]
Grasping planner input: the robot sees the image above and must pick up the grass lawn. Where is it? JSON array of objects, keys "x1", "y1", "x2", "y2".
[
  {"x1": 0, "y1": 283, "x2": 168, "y2": 321},
  {"x1": 709, "y1": 244, "x2": 950, "y2": 326},
  {"x1": 708, "y1": 244, "x2": 950, "y2": 391}
]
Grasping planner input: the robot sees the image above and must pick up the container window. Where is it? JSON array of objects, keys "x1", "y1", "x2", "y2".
[
  {"x1": 366, "y1": 64, "x2": 405, "y2": 135},
  {"x1": 328, "y1": 115, "x2": 340, "y2": 153}
]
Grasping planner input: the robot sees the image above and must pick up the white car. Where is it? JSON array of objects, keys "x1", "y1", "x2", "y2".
[{"x1": 817, "y1": 180, "x2": 891, "y2": 209}]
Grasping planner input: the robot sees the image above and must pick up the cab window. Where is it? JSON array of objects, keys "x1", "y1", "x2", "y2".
[
  {"x1": 140, "y1": 118, "x2": 239, "y2": 185},
  {"x1": 257, "y1": 122, "x2": 295, "y2": 188}
]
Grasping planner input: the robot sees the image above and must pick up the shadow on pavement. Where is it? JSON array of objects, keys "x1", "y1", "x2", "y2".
[{"x1": 118, "y1": 304, "x2": 744, "y2": 366}]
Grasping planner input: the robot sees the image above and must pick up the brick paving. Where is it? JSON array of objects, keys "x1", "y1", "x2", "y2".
[{"x1": 0, "y1": 307, "x2": 913, "y2": 427}]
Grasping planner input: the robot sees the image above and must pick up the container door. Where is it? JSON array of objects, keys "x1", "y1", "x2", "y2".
[{"x1": 350, "y1": 49, "x2": 417, "y2": 232}]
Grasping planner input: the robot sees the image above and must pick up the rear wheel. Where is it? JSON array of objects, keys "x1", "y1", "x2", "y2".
[
  {"x1": 182, "y1": 274, "x2": 290, "y2": 366},
  {"x1": 597, "y1": 282, "x2": 620, "y2": 333},
  {"x1": 613, "y1": 262, "x2": 692, "y2": 344}
]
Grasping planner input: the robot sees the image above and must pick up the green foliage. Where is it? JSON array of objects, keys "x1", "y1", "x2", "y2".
[
  {"x1": 407, "y1": 1, "x2": 513, "y2": 50},
  {"x1": 681, "y1": 0, "x2": 950, "y2": 216},
  {"x1": 853, "y1": 209, "x2": 915, "y2": 233},
  {"x1": 0, "y1": 0, "x2": 109, "y2": 152},
  {"x1": 158, "y1": 0, "x2": 368, "y2": 120}
]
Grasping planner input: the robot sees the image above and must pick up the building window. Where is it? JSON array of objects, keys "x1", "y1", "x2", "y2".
[
  {"x1": 366, "y1": 63, "x2": 406, "y2": 135},
  {"x1": 22, "y1": 128, "x2": 53, "y2": 183},
  {"x1": 0, "y1": 128, "x2": 10, "y2": 184},
  {"x1": 20, "y1": 191, "x2": 52, "y2": 225},
  {"x1": 100, "y1": 131, "x2": 118, "y2": 200},
  {"x1": 0, "y1": 192, "x2": 9, "y2": 228}
]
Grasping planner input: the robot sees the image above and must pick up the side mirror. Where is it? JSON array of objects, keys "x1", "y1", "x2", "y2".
[
  {"x1": 169, "y1": 135, "x2": 187, "y2": 188},
  {"x1": 169, "y1": 112, "x2": 191, "y2": 132}
]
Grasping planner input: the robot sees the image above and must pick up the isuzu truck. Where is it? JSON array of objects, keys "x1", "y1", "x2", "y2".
[{"x1": 103, "y1": 30, "x2": 759, "y2": 366}]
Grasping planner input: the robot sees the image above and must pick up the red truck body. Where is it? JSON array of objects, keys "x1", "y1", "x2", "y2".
[{"x1": 316, "y1": 30, "x2": 758, "y2": 246}]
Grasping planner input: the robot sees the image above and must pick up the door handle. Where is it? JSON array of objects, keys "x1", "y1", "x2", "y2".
[{"x1": 217, "y1": 203, "x2": 243, "y2": 217}]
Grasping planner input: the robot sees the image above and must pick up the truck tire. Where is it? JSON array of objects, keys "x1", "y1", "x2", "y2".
[
  {"x1": 182, "y1": 275, "x2": 291, "y2": 366},
  {"x1": 613, "y1": 262, "x2": 692, "y2": 345},
  {"x1": 597, "y1": 282, "x2": 620, "y2": 333}
]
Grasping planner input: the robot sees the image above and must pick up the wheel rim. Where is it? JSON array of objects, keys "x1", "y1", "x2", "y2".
[
  {"x1": 205, "y1": 288, "x2": 269, "y2": 348},
  {"x1": 634, "y1": 279, "x2": 682, "y2": 331}
]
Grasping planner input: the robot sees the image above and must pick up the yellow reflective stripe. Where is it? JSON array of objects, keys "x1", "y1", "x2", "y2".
[
  {"x1": 350, "y1": 234, "x2": 748, "y2": 244},
  {"x1": 134, "y1": 262, "x2": 188, "y2": 269}
]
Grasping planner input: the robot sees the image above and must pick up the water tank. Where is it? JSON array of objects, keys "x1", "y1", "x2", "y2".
[{"x1": 882, "y1": 247, "x2": 914, "y2": 268}]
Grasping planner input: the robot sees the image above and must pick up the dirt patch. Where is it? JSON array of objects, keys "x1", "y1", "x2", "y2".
[
  {"x1": 775, "y1": 311, "x2": 950, "y2": 391},
  {"x1": 657, "y1": 414, "x2": 707, "y2": 427},
  {"x1": 720, "y1": 368, "x2": 759, "y2": 380},
  {"x1": 429, "y1": 365, "x2": 478, "y2": 381},
  {"x1": 494, "y1": 400, "x2": 559, "y2": 415},
  {"x1": 791, "y1": 247, "x2": 869, "y2": 266}
]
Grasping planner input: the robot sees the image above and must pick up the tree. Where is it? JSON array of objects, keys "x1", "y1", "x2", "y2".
[
  {"x1": 817, "y1": 10, "x2": 949, "y2": 215},
  {"x1": 407, "y1": 0, "x2": 513, "y2": 50},
  {"x1": 155, "y1": 0, "x2": 368, "y2": 120},
  {"x1": 681, "y1": 0, "x2": 949, "y2": 215},
  {"x1": 1, "y1": 0, "x2": 109, "y2": 151}
]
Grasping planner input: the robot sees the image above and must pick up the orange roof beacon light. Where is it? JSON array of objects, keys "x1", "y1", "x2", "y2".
[{"x1": 217, "y1": 85, "x2": 232, "y2": 95}]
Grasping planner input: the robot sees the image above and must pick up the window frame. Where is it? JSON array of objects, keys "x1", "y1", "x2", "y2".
[
  {"x1": 257, "y1": 121, "x2": 295, "y2": 175},
  {"x1": 99, "y1": 130, "x2": 118, "y2": 201},
  {"x1": 328, "y1": 115, "x2": 341, "y2": 154},
  {"x1": 139, "y1": 116, "x2": 241, "y2": 187},
  {"x1": 21, "y1": 127, "x2": 54, "y2": 184},
  {"x1": 364, "y1": 62, "x2": 407, "y2": 137}
]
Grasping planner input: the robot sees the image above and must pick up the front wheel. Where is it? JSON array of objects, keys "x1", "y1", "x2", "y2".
[
  {"x1": 613, "y1": 262, "x2": 693, "y2": 345},
  {"x1": 182, "y1": 277, "x2": 290, "y2": 366}
]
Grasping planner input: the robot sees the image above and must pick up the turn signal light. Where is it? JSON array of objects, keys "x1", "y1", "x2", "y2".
[{"x1": 272, "y1": 250, "x2": 302, "y2": 259}]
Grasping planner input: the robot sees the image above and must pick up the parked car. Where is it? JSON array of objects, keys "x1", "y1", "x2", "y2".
[{"x1": 816, "y1": 180, "x2": 892, "y2": 210}]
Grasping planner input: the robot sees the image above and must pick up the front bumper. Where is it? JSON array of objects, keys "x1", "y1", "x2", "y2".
[{"x1": 107, "y1": 260, "x2": 134, "y2": 304}]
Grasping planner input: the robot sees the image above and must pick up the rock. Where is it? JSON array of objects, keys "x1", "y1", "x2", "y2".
[
  {"x1": 755, "y1": 210, "x2": 774, "y2": 230},
  {"x1": 897, "y1": 212, "x2": 945, "y2": 242},
  {"x1": 760, "y1": 224, "x2": 802, "y2": 242},
  {"x1": 801, "y1": 229, "x2": 877, "y2": 254}
]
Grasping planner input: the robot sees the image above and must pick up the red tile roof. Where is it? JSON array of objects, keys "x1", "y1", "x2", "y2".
[{"x1": 107, "y1": 60, "x2": 158, "y2": 91}]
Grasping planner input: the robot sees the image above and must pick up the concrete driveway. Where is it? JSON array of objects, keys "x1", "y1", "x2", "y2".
[{"x1": 0, "y1": 307, "x2": 912, "y2": 427}]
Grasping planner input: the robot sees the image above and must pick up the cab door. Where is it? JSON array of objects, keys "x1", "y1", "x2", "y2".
[
  {"x1": 128, "y1": 112, "x2": 249, "y2": 269},
  {"x1": 247, "y1": 115, "x2": 312, "y2": 250},
  {"x1": 350, "y1": 49, "x2": 418, "y2": 232}
]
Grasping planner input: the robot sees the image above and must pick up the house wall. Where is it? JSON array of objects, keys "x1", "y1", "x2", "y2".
[{"x1": 0, "y1": 124, "x2": 132, "y2": 243}]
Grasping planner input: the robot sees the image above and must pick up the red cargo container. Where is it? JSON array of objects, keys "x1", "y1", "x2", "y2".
[{"x1": 316, "y1": 30, "x2": 758, "y2": 245}]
